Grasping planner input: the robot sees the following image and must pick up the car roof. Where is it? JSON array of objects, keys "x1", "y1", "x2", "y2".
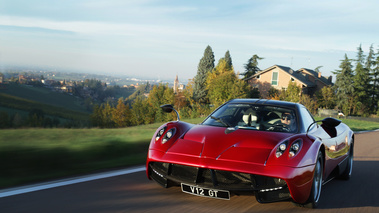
[{"x1": 227, "y1": 99, "x2": 301, "y2": 109}]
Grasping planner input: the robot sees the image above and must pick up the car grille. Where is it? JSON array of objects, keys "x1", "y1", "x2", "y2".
[{"x1": 149, "y1": 162, "x2": 290, "y2": 199}]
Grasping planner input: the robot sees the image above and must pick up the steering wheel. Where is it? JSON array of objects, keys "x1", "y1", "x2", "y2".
[{"x1": 271, "y1": 122, "x2": 290, "y2": 132}]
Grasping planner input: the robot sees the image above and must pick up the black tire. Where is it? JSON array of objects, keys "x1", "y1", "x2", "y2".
[
  {"x1": 301, "y1": 151, "x2": 324, "y2": 208},
  {"x1": 339, "y1": 140, "x2": 354, "y2": 180}
]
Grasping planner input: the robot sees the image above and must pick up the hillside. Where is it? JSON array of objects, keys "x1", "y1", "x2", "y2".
[
  {"x1": 0, "y1": 83, "x2": 90, "y2": 125},
  {"x1": 0, "y1": 83, "x2": 88, "y2": 113}
]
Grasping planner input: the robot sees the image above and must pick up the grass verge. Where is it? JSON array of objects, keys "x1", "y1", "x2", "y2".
[{"x1": 0, "y1": 117, "x2": 204, "y2": 189}]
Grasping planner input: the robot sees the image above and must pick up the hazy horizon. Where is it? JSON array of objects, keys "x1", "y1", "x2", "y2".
[{"x1": 1, "y1": 0, "x2": 379, "y2": 81}]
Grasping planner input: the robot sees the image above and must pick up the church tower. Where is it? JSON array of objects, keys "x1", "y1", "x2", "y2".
[{"x1": 174, "y1": 74, "x2": 179, "y2": 94}]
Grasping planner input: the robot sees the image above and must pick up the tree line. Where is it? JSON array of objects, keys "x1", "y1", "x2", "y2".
[
  {"x1": 2, "y1": 44, "x2": 378, "y2": 129},
  {"x1": 90, "y1": 44, "x2": 379, "y2": 128}
]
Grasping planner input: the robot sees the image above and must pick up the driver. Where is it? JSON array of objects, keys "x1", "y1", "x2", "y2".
[
  {"x1": 281, "y1": 112, "x2": 296, "y2": 131},
  {"x1": 281, "y1": 112, "x2": 292, "y2": 126}
]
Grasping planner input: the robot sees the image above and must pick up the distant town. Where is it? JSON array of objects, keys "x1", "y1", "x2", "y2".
[{"x1": 0, "y1": 66, "x2": 186, "y2": 101}]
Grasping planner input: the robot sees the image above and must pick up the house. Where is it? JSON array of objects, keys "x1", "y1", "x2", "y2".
[{"x1": 245, "y1": 65, "x2": 333, "y2": 98}]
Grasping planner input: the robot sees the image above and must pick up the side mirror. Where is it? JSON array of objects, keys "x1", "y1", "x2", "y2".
[
  {"x1": 160, "y1": 104, "x2": 174, "y2": 113},
  {"x1": 160, "y1": 104, "x2": 180, "y2": 121}
]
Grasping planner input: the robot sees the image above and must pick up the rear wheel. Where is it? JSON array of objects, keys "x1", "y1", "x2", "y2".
[
  {"x1": 301, "y1": 151, "x2": 323, "y2": 208},
  {"x1": 340, "y1": 140, "x2": 354, "y2": 180}
]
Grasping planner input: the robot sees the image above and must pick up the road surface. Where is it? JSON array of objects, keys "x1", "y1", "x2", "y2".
[{"x1": 1, "y1": 131, "x2": 379, "y2": 212}]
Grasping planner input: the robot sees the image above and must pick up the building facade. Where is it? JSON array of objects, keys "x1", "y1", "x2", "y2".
[{"x1": 245, "y1": 65, "x2": 333, "y2": 98}]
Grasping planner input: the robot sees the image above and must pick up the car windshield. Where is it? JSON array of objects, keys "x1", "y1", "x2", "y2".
[{"x1": 202, "y1": 103, "x2": 298, "y2": 133}]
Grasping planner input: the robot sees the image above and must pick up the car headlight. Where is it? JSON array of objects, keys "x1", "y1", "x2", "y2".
[
  {"x1": 162, "y1": 128, "x2": 176, "y2": 144},
  {"x1": 288, "y1": 140, "x2": 302, "y2": 158},
  {"x1": 155, "y1": 126, "x2": 167, "y2": 141},
  {"x1": 276, "y1": 141, "x2": 288, "y2": 158},
  {"x1": 275, "y1": 139, "x2": 302, "y2": 158}
]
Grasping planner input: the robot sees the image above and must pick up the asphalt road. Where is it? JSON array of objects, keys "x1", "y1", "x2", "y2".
[{"x1": 1, "y1": 131, "x2": 379, "y2": 213}]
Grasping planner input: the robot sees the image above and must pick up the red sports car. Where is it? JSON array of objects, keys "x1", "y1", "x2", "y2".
[{"x1": 146, "y1": 99, "x2": 354, "y2": 208}]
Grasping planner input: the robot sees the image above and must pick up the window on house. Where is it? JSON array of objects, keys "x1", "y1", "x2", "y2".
[
  {"x1": 256, "y1": 75, "x2": 260, "y2": 79},
  {"x1": 291, "y1": 77, "x2": 295, "y2": 82},
  {"x1": 271, "y1": 72, "x2": 278, "y2": 85}
]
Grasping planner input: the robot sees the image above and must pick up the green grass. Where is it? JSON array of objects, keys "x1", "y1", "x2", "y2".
[
  {"x1": 339, "y1": 118, "x2": 379, "y2": 131},
  {"x1": 315, "y1": 117, "x2": 379, "y2": 132},
  {"x1": 0, "y1": 117, "x2": 204, "y2": 189},
  {"x1": 0, "y1": 83, "x2": 90, "y2": 124},
  {"x1": 0, "y1": 93, "x2": 89, "y2": 121},
  {"x1": 0, "y1": 83, "x2": 88, "y2": 113}
]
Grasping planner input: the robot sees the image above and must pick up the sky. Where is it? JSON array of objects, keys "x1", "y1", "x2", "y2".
[{"x1": 1, "y1": 0, "x2": 378, "y2": 83}]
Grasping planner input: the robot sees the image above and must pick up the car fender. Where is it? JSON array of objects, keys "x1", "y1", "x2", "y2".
[
  {"x1": 266, "y1": 134, "x2": 322, "y2": 168},
  {"x1": 146, "y1": 121, "x2": 194, "y2": 178}
]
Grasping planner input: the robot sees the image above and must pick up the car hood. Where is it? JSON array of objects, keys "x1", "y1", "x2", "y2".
[{"x1": 166, "y1": 125, "x2": 293, "y2": 165}]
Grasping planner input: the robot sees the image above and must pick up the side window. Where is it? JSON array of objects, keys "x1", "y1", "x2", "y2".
[{"x1": 300, "y1": 106, "x2": 315, "y2": 128}]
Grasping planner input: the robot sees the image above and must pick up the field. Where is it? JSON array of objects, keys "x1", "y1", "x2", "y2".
[
  {"x1": 0, "y1": 83, "x2": 88, "y2": 113},
  {"x1": 0, "y1": 117, "x2": 378, "y2": 189},
  {"x1": 0, "y1": 117, "x2": 204, "y2": 189},
  {"x1": 0, "y1": 83, "x2": 90, "y2": 125}
]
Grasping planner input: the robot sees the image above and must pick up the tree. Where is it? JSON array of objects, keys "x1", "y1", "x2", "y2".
[
  {"x1": 224, "y1": 50, "x2": 233, "y2": 70},
  {"x1": 370, "y1": 46, "x2": 379, "y2": 113},
  {"x1": 145, "y1": 84, "x2": 175, "y2": 123},
  {"x1": 91, "y1": 104, "x2": 103, "y2": 127},
  {"x1": 299, "y1": 95, "x2": 318, "y2": 115},
  {"x1": 241, "y1": 54, "x2": 263, "y2": 79},
  {"x1": 314, "y1": 66, "x2": 323, "y2": 73},
  {"x1": 112, "y1": 98, "x2": 131, "y2": 127},
  {"x1": 101, "y1": 102, "x2": 114, "y2": 128},
  {"x1": 206, "y1": 59, "x2": 248, "y2": 107},
  {"x1": 332, "y1": 54, "x2": 355, "y2": 115},
  {"x1": 285, "y1": 81, "x2": 302, "y2": 103},
  {"x1": 316, "y1": 86, "x2": 335, "y2": 109},
  {"x1": 193, "y1": 45, "x2": 215, "y2": 103},
  {"x1": 354, "y1": 45, "x2": 371, "y2": 115},
  {"x1": 130, "y1": 97, "x2": 148, "y2": 125},
  {"x1": 28, "y1": 109, "x2": 45, "y2": 127}
]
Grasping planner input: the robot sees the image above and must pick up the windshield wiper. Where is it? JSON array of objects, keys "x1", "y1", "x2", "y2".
[{"x1": 210, "y1": 116, "x2": 231, "y2": 127}]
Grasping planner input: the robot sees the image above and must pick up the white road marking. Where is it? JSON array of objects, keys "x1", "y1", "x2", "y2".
[{"x1": 0, "y1": 166, "x2": 145, "y2": 198}]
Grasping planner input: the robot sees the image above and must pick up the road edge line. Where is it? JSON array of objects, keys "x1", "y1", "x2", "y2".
[{"x1": 0, "y1": 166, "x2": 145, "y2": 198}]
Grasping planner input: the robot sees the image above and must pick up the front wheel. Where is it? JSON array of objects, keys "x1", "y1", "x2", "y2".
[
  {"x1": 297, "y1": 151, "x2": 323, "y2": 208},
  {"x1": 339, "y1": 140, "x2": 354, "y2": 180}
]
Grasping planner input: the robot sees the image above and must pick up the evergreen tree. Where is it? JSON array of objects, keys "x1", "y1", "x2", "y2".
[
  {"x1": 241, "y1": 54, "x2": 263, "y2": 79},
  {"x1": 370, "y1": 46, "x2": 379, "y2": 113},
  {"x1": 224, "y1": 50, "x2": 233, "y2": 70},
  {"x1": 365, "y1": 44, "x2": 375, "y2": 69},
  {"x1": 354, "y1": 45, "x2": 371, "y2": 115},
  {"x1": 193, "y1": 45, "x2": 215, "y2": 103},
  {"x1": 332, "y1": 54, "x2": 355, "y2": 115}
]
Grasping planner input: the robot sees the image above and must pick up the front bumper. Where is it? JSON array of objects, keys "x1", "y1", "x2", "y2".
[
  {"x1": 149, "y1": 161, "x2": 292, "y2": 203},
  {"x1": 147, "y1": 149, "x2": 315, "y2": 204}
]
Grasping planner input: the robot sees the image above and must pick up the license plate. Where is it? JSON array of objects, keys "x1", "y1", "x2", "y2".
[{"x1": 181, "y1": 183, "x2": 230, "y2": 200}]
